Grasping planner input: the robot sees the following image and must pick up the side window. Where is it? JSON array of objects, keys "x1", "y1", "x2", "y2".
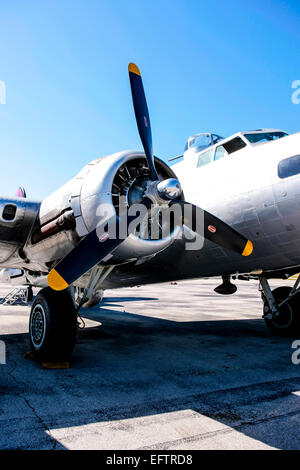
[
  {"x1": 197, "y1": 148, "x2": 214, "y2": 168},
  {"x1": 278, "y1": 155, "x2": 300, "y2": 179},
  {"x1": 214, "y1": 137, "x2": 247, "y2": 161},
  {"x1": 215, "y1": 145, "x2": 227, "y2": 161}
]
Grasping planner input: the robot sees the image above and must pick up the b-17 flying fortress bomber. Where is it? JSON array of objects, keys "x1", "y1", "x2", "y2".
[{"x1": 1, "y1": 64, "x2": 300, "y2": 361}]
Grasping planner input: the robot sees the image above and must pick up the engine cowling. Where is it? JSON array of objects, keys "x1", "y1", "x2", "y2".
[
  {"x1": 77, "y1": 151, "x2": 182, "y2": 264},
  {"x1": 0, "y1": 198, "x2": 40, "y2": 264},
  {"x1": 24, "y1": 151, "x2": 181, "y2": 271}
]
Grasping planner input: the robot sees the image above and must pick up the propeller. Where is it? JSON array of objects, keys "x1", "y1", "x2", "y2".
[
  {"x1": 128, "y1": 63, "x2": 158, "y2": 181},
  {"x1": 173, "y1": 200, "x2": 253, "y2": 256},
  {"x1": 47, "y1": 63, "x2": 253, "y2": 291},
  {"x1": 48, "y1": 197, "x2": 152, "y2": 290}
]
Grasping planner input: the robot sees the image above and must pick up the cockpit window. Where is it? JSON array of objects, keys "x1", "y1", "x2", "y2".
[
  {"x1": 184, "y1": 133, "x2": 224, "y2": 153},
  {"x1": 214, "y1": 145, "x2": 227, "y2": 161},
  {"x1": 278, "y1": 155, "x2": 300, "y2": 179},
  {"x1": 189, "y1": 134, "x2": 212, "y2": 152},
  {"x1": 244, "y1": 131, "x2": 288, "y2": 144},
  {"x1": 214, "y1": 137, "x2": 247, "y2": 161},
  {"x1": 197, "y1": 148, "x2": 214, "y2": 168}
]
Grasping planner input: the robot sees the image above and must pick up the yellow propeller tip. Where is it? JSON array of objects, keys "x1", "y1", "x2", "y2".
[
  {"x1": 128, "y1": 63, "x2": 141, "y2": 76},
  {"x1": 242, "y1": 240, "x2": 253, "y2": 257},
  {"x1": 47, "y1": 269, "x2": 69, "y2": 291}
]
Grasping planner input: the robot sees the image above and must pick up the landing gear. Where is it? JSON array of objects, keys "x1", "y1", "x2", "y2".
[
  {"x1": 29, "y1": 287, "x2": 77, "y2": 361},
  {"x1": 74, "y1": 265, "x2": 113, "y2": 309},
  {"x1": 27, "y1": 286, "x2": 33, "y2": 302},
  {"x1": 75, "y1": 287, "x2": 104, "y2": 308},
  {"x1": 260, "y1": 276, "x2": 300, "y2": 336}
]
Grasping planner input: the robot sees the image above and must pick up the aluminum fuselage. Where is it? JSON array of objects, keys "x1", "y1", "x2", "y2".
[
  {"x1": 1, "y1": 132, "x2": 300, "y2": 290},
  {"x1": 101, "y1": 131, "x2": 300, "y2": 288}
]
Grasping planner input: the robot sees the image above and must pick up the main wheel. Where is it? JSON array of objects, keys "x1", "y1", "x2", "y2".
[
  {"x1": 264, "y1": 286, "x2": 300, "y2": 337},
  {"x1": 29, "y1": 287, "x2": 77, "y2": 361}
]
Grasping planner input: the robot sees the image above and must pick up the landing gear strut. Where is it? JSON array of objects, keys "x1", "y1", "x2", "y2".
[
  {"x1": 260, "y1": 275, "x2": 300, "y2": 336},
  {"x1": 29, "y1": 287, "x2": 77, "y2": 361},
  {"x1": 74, "y1": 265, "x2": 113, "y2": 308}
]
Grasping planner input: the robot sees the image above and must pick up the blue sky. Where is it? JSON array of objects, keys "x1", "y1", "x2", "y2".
[{"x1": 0, "y1": 0, "x2": 299, "y2": 199}]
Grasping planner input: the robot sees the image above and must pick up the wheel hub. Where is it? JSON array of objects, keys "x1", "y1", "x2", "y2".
[
  {"x1": 30, "y1": 304, "x2": 46, "y2": 347},
  {"x1": 272, "y1": 302, "x2": 293, "y2": 328}
]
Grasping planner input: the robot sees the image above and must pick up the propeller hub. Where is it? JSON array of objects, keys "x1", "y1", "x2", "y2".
[
  {"x1": 143, "y1": 178, "x2": 182, "y2": 206},
  {"x1": 157, "y1": 178, "x2": 183, "y2": 200}
]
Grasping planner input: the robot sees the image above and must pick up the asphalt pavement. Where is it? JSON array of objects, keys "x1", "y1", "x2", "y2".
[{"x1": 0, "y1": 278, "x2": 299, "y2": 450}]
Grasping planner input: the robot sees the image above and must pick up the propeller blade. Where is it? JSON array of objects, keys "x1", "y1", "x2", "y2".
[
  {"x1": 176, "y1": 200, "x2": 253, "y2": 256},
  {"x1": 47, "y1": 198, "x2": 152, "y2": 291},
  {"x1": 128, "y1": 63, "x2": 159, "y2": 181},
  {"x1": 48, "y1": 229, "x2": 121, "y2": 291}
]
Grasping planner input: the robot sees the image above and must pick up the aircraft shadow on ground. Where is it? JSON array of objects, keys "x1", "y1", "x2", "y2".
[{"x1": 0, "y1": 296, "x2": 299, "y2": 450}]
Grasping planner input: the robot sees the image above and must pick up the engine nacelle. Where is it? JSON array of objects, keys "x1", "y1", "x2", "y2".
[
  {"x1": 77, "y1": 151, "x2": 182, "y2": 263},
  {"x1": 24, "y1": 151, "x2": 181, "y2": 271},
  {"x1": 0, "y1": 198, "x2": 40, "y2": 263}
]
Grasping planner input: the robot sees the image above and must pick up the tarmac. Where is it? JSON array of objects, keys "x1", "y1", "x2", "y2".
[{"x1": 0, "y1": 278, "x2": 300, "y2": 450}]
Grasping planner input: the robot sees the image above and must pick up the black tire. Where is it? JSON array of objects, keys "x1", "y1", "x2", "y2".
[
  {"x1": 264, "y1": 286, "x2": 300, "y2": 337},
  {"x1": 29, "y1": 287, "x2": 77, "y2": 361}
]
